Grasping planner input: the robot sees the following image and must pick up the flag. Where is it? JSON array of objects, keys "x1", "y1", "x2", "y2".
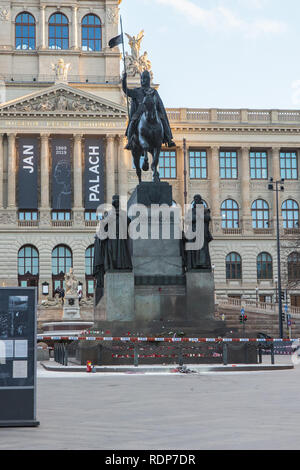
[{"x1": 109, "y1": 34, "x2": 123, "y2": 48}]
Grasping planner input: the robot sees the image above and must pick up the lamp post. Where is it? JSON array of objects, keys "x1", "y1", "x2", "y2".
[
  {"x1": 255, "y1": 286, "x2": 259, "y2": 307},
  {"x1": 268, "y1": 177, "x2": 285, "y2": 338}
]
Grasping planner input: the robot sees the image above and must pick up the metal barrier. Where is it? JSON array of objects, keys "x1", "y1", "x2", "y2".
[{"x1": 38, "y1": 336, "x2": 294, "y2": 367}]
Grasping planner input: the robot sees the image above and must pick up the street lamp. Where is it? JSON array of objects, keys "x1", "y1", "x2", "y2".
[
  {"x1": 268, "y1": 177, "x2": 285, "y2": 338},
  {"x1": 255, "y1": 286, "x2": 259, "y2": 306}
]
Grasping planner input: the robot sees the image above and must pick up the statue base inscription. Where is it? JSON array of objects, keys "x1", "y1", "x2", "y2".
[{"x1": 62, "y1": 295, "x2": 81, "y2": 320}]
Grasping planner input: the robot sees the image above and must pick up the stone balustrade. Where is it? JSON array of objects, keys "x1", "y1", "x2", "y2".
[{"x1": 166, "y1": 108, "x2": 300, "y2": 124}]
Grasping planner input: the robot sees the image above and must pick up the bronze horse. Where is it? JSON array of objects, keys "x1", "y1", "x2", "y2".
[{"x1": 131, "y1": 93, "x2": 164, "y2": 183}]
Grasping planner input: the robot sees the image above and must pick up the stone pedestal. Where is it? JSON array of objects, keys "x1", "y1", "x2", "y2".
[
  {"x1": 63, "y1": 295, "x2": 81, "y2": 320},
  {"x1": 95, "y1": 272, "x2": 135, "y2": 322},
  {"x1": 186, "y1": 270, "x2": 215, "y2": 319}
]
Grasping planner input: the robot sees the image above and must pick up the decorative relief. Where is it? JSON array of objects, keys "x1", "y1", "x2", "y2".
[
  {"x1": 0, "y1": 7, "x2": 9, "y2": 22},
  {"x1": 106, "y1": 7, "x2": 119, "y2": 24},
  {"x1": 0, "y1": 211, "x2": 16, "y2": 225},
  {"x1": 0, "y1": 88, "x2": 127, "y2": 118}
]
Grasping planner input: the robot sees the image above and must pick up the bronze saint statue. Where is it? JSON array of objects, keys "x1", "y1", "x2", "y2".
[
  {"x1": 93, "y1": 195, "x2": 132, "y2": 303},
  {"x1": 183, "y1": 194, "x2": 213, "y2": 271}
]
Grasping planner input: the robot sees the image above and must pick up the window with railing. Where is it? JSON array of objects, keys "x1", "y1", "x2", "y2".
[
  {"x1": 221, "y1": 199, "x2": 239, "y2": 228},
  {"x1": 282, "y1": 200, "x2": 299, "y2": 228},
  {"x1": 251, "y1": 199, "x2": 270, "y2": 229},
  {"x1": 18, "y1": 210, "x2": 38, "y2": 221},
  {"x1": 219, "y1": 150, "x2": 237, "y2": 179},
  {"x1": 52, "y1": 211, "x2": 71, "y2": 221},
  {"x1": 189, "y1": 150, "x2": 207, "y2": 179},
  {"x1": 280, "y1": 151, "x2": 298, "y2": 180}
]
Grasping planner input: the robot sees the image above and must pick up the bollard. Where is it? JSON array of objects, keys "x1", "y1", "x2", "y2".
[
  {"x1": 223, "y1": 343, "x2": 228, "y2": 366},
  {"x1": 258, "y1": 346, "x2": 262, "y2": 364},
  {"x1": 271, "y1": 344, "x2": 275, "y2": 365},
  {"x1": 178, "y1": 349, "x2": 184, "y2": 367},
  {"x1": 133, "y1": 343, "x2": 139, "y2": 367}
]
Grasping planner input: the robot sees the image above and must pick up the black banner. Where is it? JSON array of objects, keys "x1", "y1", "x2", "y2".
[
  {"x1": 51, "y1": 137, "x2": 72, "y2": 210},
  {"x1": 17, "y1": 137, "x2": 39, "y2": 209},
  {"x1": 84, "y1": 137, "x2": 105, "y2": 210}
]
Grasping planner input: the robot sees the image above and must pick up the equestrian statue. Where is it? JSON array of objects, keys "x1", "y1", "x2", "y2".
[{"x1": 122, "y1": 70, "x2": 175, "y2": 183}]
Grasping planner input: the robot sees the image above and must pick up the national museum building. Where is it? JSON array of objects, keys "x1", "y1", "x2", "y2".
[{"x1": 1, "y1": 0, "x2": 300, "y2": 308}]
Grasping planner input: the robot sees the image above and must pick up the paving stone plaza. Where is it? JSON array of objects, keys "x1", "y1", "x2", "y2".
[{"x1": 0, "y1": 360, "x2": 299, "y2": 450}]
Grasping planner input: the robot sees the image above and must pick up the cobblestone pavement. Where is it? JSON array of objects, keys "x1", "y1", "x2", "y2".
[{"x1": 0, "y1": 359, "x2": 299, "y2": 450}]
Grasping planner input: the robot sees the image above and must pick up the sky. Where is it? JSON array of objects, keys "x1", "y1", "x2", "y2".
[{"x1": 119, "y1": 0, "x2": 300, "y2": 110}]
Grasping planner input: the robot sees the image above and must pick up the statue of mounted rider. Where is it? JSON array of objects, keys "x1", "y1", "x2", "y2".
[{"x1": 122, "y1": 70, "x2": 175, "y2": 183}]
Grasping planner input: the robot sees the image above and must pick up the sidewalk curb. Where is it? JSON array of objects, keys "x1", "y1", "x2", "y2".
[{"x1": 40, "y1": 362, "x2": 294, "y2": 373}]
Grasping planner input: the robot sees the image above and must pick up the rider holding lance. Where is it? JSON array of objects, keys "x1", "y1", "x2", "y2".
[{"x1": 122, "y1": 70, "x2": 176, "y2": 151}]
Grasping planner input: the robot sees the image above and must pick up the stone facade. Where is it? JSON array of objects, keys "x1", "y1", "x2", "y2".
[{"x1": 0, "y1": 0, "x2": 299, "y2": 312}]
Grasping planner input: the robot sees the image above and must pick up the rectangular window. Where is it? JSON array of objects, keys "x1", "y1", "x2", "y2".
[
  {"x1": 280, "y1": 152, "x2": 298, "y2": 180},
  {"x1": 219, "y1": 150, "x2": 238, "y2": 179},
  {"x1": 52, "y1": 211, "x2": 71, "y2": 221},
  {"x1": 189, "y1": 150, "x2": 207, "y2": 179},
  {"x1": 250, "y1": 151, "x2": 268, "y2": 179},
  {"x1": 84, "y1": 211, "x2": 103, "y2": 221},
  {"x1": 18, "y1": 210, "x2": 38, "y2": 221},
  {"x1": 159, "y1": 150, "x2": 177, "y2": 179}
]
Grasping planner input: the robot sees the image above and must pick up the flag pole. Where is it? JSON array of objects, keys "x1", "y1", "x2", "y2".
[{"x1": 120, "y1": 15, "x2": 130, "y2": 119}]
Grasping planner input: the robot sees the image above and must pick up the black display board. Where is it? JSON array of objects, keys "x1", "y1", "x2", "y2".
[
  {"x1": 84, "y1": 137, "x2": 105, "y2": 209},
  {"x1": 17, "y1": 136, "x2": 39, "y2": 209},
  {"x1": 51, "y1": 137, "x2": 72, "y2": 210},
  {"x1": 0, "y1": 287, "x2": 39, "y2": 427}
]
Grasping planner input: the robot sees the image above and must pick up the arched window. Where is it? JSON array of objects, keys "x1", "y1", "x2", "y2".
[
  {"x1": 18, "y1": 245, "x2": 39, "y2": 287},
  {"x1": 15, "y1": 12, "x2": 36, "y2": 50},
  {"x1": 49, "y1": 13, "x2": 69, "y2": 50},
  {"x1": 252, "y1": 199, "x2": 270, "y2": 229},
  {"x1": 288, "y1": 252, "x2": 300, "y2": 281},
  {"x1": 257, "y1": 252, "x2": 273, "y2": 280},
  {"x1": 226, "y1": 252, "x2": 242, "y2": 280},
  {"x1": 85, "y1": 245, "x2": 95, "y2": 296},
  {"x1": 82, "y1": 14, "x2": 102, "y2": 51},
  {"x1": 282, "y1": 200, "x2": 299, "y2": 229},
  {"x1": 52, "y1": 245, "x2": 72, "y2": 292},
  {"x1": 221, "y1": 199, "x2": 239, "y2": 229}
]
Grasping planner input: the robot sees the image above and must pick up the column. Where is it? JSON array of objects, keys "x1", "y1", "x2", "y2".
[
  {"x1": 272, "y1": 146, "x2": 281, "y2": 228},
  {"x1": 0, "y1": 134, "x2": 3, "y2": 208},
  {"x1": 7, "y1": 133, "x2": 16, "y2": 208},
  {"x1": 39, "y1": 5, "x2": 46, "y2": 49},
  {"x1": 71, "y1": 6, "x2": 78, "y2": 50},
  {"x1": 106, "y1": 135, "x2": 115, "y2": 204},
  {"x1": 118, "y1": 136, "x2": 129, "y2": 201},
  {"x1": 209, "y1": 146, "x2": 221, "y2": 233},
  {"x1": 40, "y1": 134, "x2": 50, "y2": 208},
  {"x1": 176, "y1": 144, "x2": 185, "y2": 209},
  {"x1": 241, "y1": 146, "x2": 251, "y2": 232},
  {"x1": 73, "y1": 134, "x2": 83, "y2": 208}
]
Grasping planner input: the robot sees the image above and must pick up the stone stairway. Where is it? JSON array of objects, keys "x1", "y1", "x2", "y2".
[{"x1": 217, "y1": 298, "x2": 300, "y2": 338}]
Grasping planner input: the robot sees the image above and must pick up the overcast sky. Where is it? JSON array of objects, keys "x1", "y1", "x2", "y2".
[{"x1": 120, "y1": 0, "x2": 300, "y2": 110}]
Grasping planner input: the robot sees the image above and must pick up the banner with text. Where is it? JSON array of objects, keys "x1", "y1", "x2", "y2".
[
  {"x1": 18, "y1": 137, "x2": 39, "y2": 209},
  {"x1": 84, "y1": 137, "x2": 105, "y2": 210},
  {"x1": 51, "y1": 137, "x2": 72, "y2": 210}
]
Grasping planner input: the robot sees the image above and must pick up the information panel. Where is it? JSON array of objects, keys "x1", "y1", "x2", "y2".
[
  {"x1": 0, "y1": 287, "x2": 39, "y2": 427},
  {"x1": 84, "y1": 137, "x2": 105, "y2": 210}
]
